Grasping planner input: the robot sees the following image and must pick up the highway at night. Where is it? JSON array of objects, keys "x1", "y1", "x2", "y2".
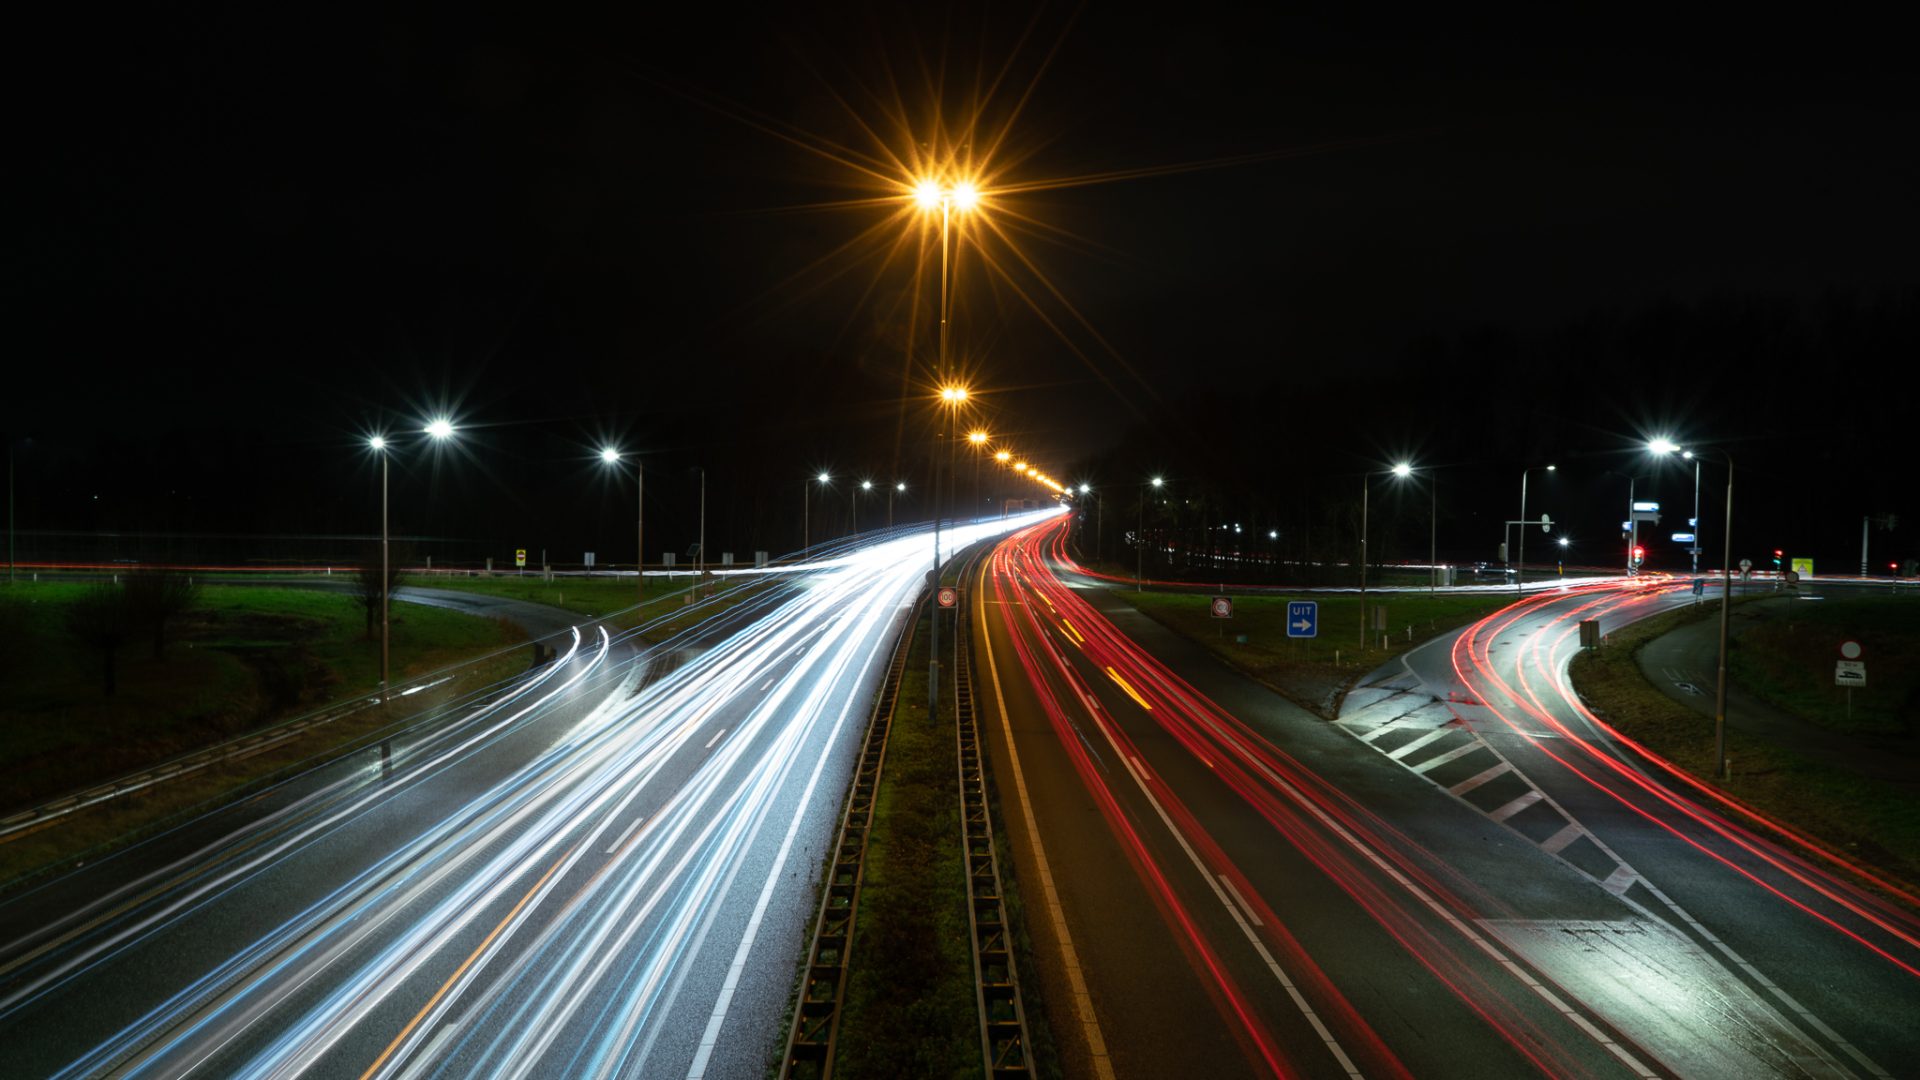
[
  {"x1": 0, "y1": 515, "x2": 1046, "y2": 1079},
  {"x1": 971, "y1": 514, "x2": 1917, "y2": 1078}
]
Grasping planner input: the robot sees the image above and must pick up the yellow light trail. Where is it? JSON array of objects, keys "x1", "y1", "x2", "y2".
[{"x1": 1105, "y1": 667, "x2": 1152, "y2": 712}]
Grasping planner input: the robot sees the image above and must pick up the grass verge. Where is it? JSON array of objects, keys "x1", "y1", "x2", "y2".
[
  {"x1": 0, "y1": 582, "x2": 531, "y2": 889},
  {"x1": 416, "y1": 573, "x2": 766, "y2": 639},
  {"x1": 1726, "y1": 596, "x2": 1920, "y2": 735},
  {"x1": 1569, "y1": 604, "x2": 1920, "y2": 891},
  {"x1": 1113, "y1": 589, "x2": 1522, "y2": 716},
  {"x1": 832, "y1": 610, "x2": 982, "y2": 1079}
]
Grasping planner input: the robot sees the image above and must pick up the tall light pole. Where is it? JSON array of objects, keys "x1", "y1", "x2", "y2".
[
  {"x1": 1682, "y1": 450, "x2": 1702, "y2": 575},
  {"x1": 370, "y1": 418, "x2": 456, "y2": 701},
  {"x1": 968, "y1": 430, "x2": 989, "y2": 520},
  {"x1": 804, "y1": 472, "x2": 829, "y2": 560},
  {"x1": 889, "y1": 481, "x2": 905, "y2": 528},
  {"x1": 1359, "y1": 464, "x2": 1413, "y2": 646},
  {"x1": 600, "y1": 447, "x2": 643, "y2": 601},
  {"x1": 930, "y1": 385, "x2": 969, "y2": 715},
  {"x1": 697, "y1": 467, "x2": 706, "y2": 577},
  {"x1": 1516, "y1": 464, "x2": 1556, "y2": 594},
  {"x1": 1138, "y1": 476, "x2": 1164, "y2": 591},
  {"x1": 1656, "y1": 440, "x2": 1734, "y2": 779},
  {"x1": 856, "y1": 479, "x2": 872, "y2": 534}
]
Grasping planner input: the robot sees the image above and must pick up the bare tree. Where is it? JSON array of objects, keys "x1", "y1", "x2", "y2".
[
  {"x1": 354, "y1": 543, "x2": 406, "y2": 640},
  {"x1": 124, "y1": 569, "x2": 200, "y2": 660},
  {"x1": 65, "y1": 583, "x2": 133, "y2": 696}
]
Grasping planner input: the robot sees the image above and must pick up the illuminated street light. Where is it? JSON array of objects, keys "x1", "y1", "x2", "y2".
[
  {"x1": 1648, "y1": 437, "x2": 1681, "y2": 455},
  {"x1": 995, "y1": 450, "x2": 1011, "y2": 463},
  {"x1": 803, "y1": 472, "x2": 831, "y2": 559},
  {"x1": 1515, "y1": 464, "x2": 1556, "y2": 595},
  {"x1": 1138, "y1": 477, "x2": 1165, "y2": 592},
  {"x1": 968, "y1": 430, "x2": 988, "y2": 446},
  {"x1": 370, "y1": 419, "x2": 459, "y2": 700},
  {"x1": 599, "y1": 447, "x2": 643, "y2": 600},
  {"x1": 1360, "y1": 464, "x2": 1418, "y2": 642}
]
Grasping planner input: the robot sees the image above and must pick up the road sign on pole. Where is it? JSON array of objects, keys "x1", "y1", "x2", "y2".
[
  {"x1": 1286, "y1": 601, "x2": 1317, "y2": 638},
  {"x1": 515, "y1": 548, "x2": 527, "y2": 568},
  {"x1": 1840, "y1": 640, "x2": 1862, "y2": 659},
  {"x1": 1836, "y1": 660, "x2": 1866, "y2": 687},
  {"x1": 1210, "y1": 596, "x2": 1233, "y2": 619},
  {"x1": 937, "y1": 586, "x2": 958, "y2": 609}
]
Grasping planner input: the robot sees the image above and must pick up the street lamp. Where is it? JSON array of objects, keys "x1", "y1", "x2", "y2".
[
  {"x1": 889, "y1": 481, "x2": 906, "y2": 528},
  {"x1": 1655, "y1": 440, "x2": 1736, "y2": 779},
  {"x1": 804, "y1": 472, "x2": 830, "y2": 560},
  {"x1": 1360, "y1": 464, "x2": 1415, "y2": 645},
  {"x1": 600, "y1": 446, "x2": 643, "y2": 600},
  {"x1": 368, "y1": 418, "x2": 456, "y2": 701},
  {"x1": 968, "y1": 430, "x2": 989, "y2": 519},
  {"x1": 855, "y1": 479, "x2": 872, "y2": 534},
  {"x1": 930, "y1": 384, "x2": 970, "y2": 715},
  {"x1": 1139, "y1": 476, "x2": 1164, "y2": 592},
  {"x1": 1515, "y1": 464, "x2": 1556, "y2": 594}
]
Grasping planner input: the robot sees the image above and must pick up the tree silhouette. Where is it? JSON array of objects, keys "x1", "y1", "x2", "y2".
[
  {"x1": 354, "y1": 543, "x2": 407, "y2": 640},
  {"x1": 65, "y1": 583, "x2": 133, "y2": 696},
  {"x1": 124, "y1": 569, "x2": 200, "y2": 660}
]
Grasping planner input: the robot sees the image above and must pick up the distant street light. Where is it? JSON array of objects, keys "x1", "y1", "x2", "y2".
[
  {"x1": 1360, "y1": 464, "x2": 1416, "y2": 643},
  {"x1": 1515, "y1": 464, "x2": 1556, "y2": 594},
  {"x1": 1660, "y1": 440, "x2": 1736, "y2": 779},
  {"x1": 599, "y1": 447, "x2": 643, "y2": 600},
  {"x1": 368, "y1": 419, "x2": 458, "y2": 700},
  {"x1": 888, "y1": 480, "x2": 906, "y2": 527},
  {"x1": 1139, "y1": 476, "x2": 1164, "y2": 592},
  {"x1": 804, "y1": 472, "x2": 830, "y2": 560}
]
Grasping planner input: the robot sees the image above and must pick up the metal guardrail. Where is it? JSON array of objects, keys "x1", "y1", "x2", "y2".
[
  {"x1": 779, "y1": 594, "x2": 921, "y2": 1079},
  {"x1": 954, "y1": 552, "x2": 1034, "y2": 1077}
]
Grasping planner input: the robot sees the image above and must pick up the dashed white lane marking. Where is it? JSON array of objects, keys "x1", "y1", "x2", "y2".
[
  {"x1": 703, "y1": 728, "x2": 726, "y2": 750},
  {"x1": 1218, "y1": 874, "x2": 1264, "y2": 928},
  {"x1": 605, "y1": 816, "x2": 644, "y2": 855},
  {"x1": 1113, "y1": 754, "x2": 1363, "y2": 1078}
]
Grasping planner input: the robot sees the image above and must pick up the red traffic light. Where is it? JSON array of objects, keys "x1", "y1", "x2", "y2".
[
  {"x1": 1632, "y1": 546, "x2": 1645, "y2": 560},
  {"x1": 1774, "y1": 549, "x2": 1784, "y2": 557}
]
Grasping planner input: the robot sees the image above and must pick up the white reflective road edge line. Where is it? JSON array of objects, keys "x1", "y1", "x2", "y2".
[{"x1": 978, "y1": 577, "x2": 1116, "y2": 1080}]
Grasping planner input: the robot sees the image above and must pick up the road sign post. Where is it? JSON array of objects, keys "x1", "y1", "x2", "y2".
[{"x1": 1286, "y1": 601, "x2": 1317, "y2": 639}]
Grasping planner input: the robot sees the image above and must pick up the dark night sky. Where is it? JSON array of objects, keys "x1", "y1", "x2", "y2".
[{"x1": 7, "y1": 6, "x2": 1916, "y2": 570}]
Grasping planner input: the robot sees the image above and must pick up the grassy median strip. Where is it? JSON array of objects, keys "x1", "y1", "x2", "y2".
[
  {"x1": 832, "y1": 611, "x2": 981, "y2": 1079},
  {"x1": 1725, "y1": 596, "x2": 1919, "y2": 735},
  {"x1": 1569, "y1": 604, "x2": 1920, "y2": 889},
  {"x1": 1115, "y1": 590, "x2": 1520, "y2": 715}
]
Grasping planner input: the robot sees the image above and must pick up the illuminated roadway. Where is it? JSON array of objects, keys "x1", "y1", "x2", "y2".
[
  {"x1": 972, "y1": 514, "x2": 1917, "y2": 1078},
  {"x1": 0, "y1": 513, "x2": 1049, "y2": 1079}
]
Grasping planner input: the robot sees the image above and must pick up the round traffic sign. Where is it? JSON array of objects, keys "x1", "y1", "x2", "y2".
[
  {"x1": 1840, "y1": 640, "x2": 1862, "y2": 659},
  {"x1": 1739, "y1": 558, "x2": 1752, "y2": 570},
  {"x1": 937, "y1": 586, "x2": 958, "y2": 609},
  {"x1": 1210, "y1": 596, "x2": 1233, "y2": 618}
]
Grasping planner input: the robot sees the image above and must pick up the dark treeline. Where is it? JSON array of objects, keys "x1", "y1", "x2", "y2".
[{"x1": 1070, "y1": 290, "x2": 1919, "y2": 583}]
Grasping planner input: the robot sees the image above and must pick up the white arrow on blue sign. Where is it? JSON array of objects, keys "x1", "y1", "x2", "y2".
[{"x1": 1287, "y1": 601, "x2": 1318, "y2": 638}]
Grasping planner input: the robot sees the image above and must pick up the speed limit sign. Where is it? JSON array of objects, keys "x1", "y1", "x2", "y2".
[
  {"x1": 1210, "y1": 596, "x2": 1233, "y2": 619},
  {"x1": 937, "y1": 586, "x2": 959, "y2": 609}
]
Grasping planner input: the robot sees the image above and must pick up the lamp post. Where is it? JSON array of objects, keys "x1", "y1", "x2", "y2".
[
  {"x1": 804, "y1": 472, "x2": 830, "y2": 560},
  {"x1": 1655, "y1": 440, "x2": 1734, "y2": 779},
  {"x1": 930, "y1": 385, "x2": 969, "y2": 715},
  {"x1": 889, "y1": 481, "x2": 905, "y2": 528},
  {"x1": 1516, "y1": 464, "x2": 1556, "y2": 594},
  {"x1": 968, "y1": 430, "x2": 989, "y2": 520},
  {"x1": 856, "y1": 479, "x2": 872, "y2": 535},
  {"x1": 600, "y1": 447, "x2": 642, "y2": 600},
  {"x1": 696, "y1": 467, "x2": 706, "y2": 577},
  {"x1": 1682, "y1": 450, "x2": 1702, "y2": 575},
  {"x1": 1359, "y1": 464, "x2": 1413, "y2": 645},
  {"x1": 1138, "y1": 476, "x2": 1164, "y2": 591},
  {"x1": 370, "y1": 418, "x2": 456, "y2": 701}
]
